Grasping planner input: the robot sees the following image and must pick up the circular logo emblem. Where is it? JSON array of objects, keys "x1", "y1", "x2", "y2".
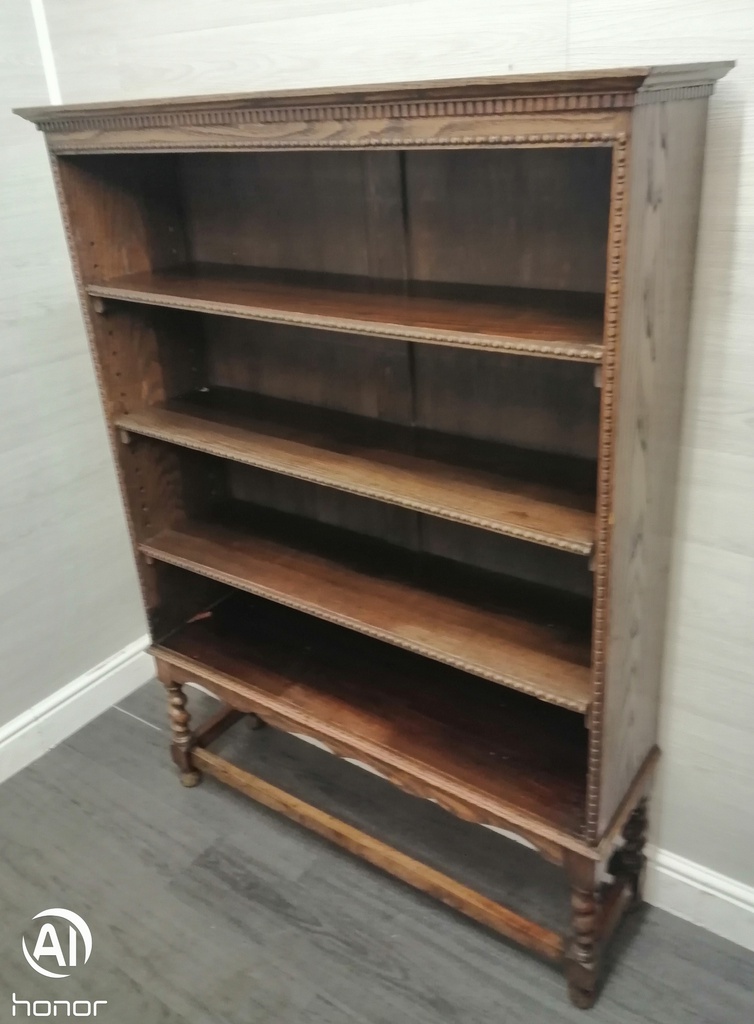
[{"x1": 22, "y1": 909, "x2": 93, "y2": 979}]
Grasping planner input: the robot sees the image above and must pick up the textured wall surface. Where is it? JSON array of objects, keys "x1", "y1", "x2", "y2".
[
  {"x1": 6, "y1": 0, "x2": 753, "y2": 890},
  {"x1": 0, "y1": 0, "x2": 146, "y2": 727}
]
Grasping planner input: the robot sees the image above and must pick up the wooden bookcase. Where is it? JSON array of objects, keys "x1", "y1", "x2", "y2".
[{"x1": 16, "y1": 63, "x2": 731, "y2": 1007}]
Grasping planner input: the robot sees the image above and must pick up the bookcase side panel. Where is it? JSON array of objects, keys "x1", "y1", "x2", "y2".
[
  {"x1": 51, "y1": 154, "x2": 219, "y2": 634},
  {"x1": 590, "y1": 98, "x2": 711, "y2": 837}
]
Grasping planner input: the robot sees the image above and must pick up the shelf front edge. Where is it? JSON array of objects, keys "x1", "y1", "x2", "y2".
[
  {"x1": 115, "y1": 405, "x2": 596, "y2": 557},
  {"x1": 140, "y1": 526, "x2": 592, "y2": 715},
  {"x1": 87, "y1": 281, "x2": 604, "y2": 364}
]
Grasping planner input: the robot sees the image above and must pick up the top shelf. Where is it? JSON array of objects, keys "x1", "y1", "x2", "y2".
[{"x1": 87, "y1": 264, "x2": 605, "y2": 363}]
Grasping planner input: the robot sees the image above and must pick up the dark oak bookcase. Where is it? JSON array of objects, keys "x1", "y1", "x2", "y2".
[{"x1": 17, "y1": 62, "x2": 731, "y2": 1006}]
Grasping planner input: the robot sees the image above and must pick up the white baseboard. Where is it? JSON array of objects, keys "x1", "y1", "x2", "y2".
[
  {"x1": 646, "y1": 845, "x2": 754, "y2": 952},
  {"x1": 0, "y1": 636, "x2": 152, "y2": 786}
]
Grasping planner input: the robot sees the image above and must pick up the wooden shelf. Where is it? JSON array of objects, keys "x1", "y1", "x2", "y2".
[
  {"x1": 87, "y1": 264, "x2": 605, "y2": 363},
  {"x1": 154, "y1": 593, "x2": 588, "y2": 841},
  {"x1": 141, "y1": 504, "x2": 593, "y2": 712},
  {"x1": 117, "y1": 390, "x2": 596, "y2": 556}
]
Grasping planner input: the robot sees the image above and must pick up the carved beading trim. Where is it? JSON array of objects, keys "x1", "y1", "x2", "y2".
[
  {"x1": 88, "y1": 285, "x2": 603, "y2": 364},
  {"x1": 143, "y1": 545, "x2": 588, "y2": 713},
  {"x1": 51, "y1": 130, "x2": 620, "y2": 155},
  {"x1": 586, "y1": 134, "x2": 630, "y2": 836},
  {"x1": 31, "y1": 82, "x2": 717, "y2": 137},
  {"x1": 36, "y1": 97, "x2": 635, "y2": 135}
]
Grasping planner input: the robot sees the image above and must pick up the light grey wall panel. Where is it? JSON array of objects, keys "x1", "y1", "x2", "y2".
[
  {"x1": 0, "y1": 0, "x2": 146, "y2": 727},
  {"x1": 567, "y1": 0, "x2": 754, "y2": 894},
  {"x1": 43, "y1": 0, "x2": 568, "y2": 102}
]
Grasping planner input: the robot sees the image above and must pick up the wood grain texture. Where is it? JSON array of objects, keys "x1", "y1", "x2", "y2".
[
  {"x1": 40, "y1": 116, "x2": 629, "y2": 156},
  {"x1": 88, "y1": 264, "x2": 606, "y2": 361},
  {"x1": 181, "y1": 151, "x2": 406, "y2": 279},
  {"x1": 142, "y1": 505, "x2": 593, "y2": 712},
  {"x1": 205, "y1": 318, "x2": 413, "y2": 425},
  {"x1": 56, "y1": 154, "x2": 189, "y2": 280},
  {"x1": 405, "y1": 148, "x2": 611, "y2": 294},
  {"x1": 51, "y1": 156, "x2": 221, "y2": 629},
  {"x1": 115, "y1": 389, "x2": 597, "y2": 554},
  {"x1": 191, "y1": 743, "x2": 566, "y2": 959},
  {"x1": 153, "y1": 591, "x2": 587, "y2": 844},
  {"x1": 590, "y1": 98, "x2": 712, "y2": 836},
  {"x1": 182, "y1": 148, "x2": 610, "y2": 294},
  {"x1": 411, "y1": 346, "x2": 601, "y2": 459}
]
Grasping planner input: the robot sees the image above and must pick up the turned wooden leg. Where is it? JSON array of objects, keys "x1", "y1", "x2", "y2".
[
  {"x1": 620, "y1": 798, "x2": 648, "y2": 906},
  {"x1": 162, "y1": 675, "x2": 201, "y2": 788},
  {"x1": 564, "y1": 855, "x2": 601, "y2": 1009}
]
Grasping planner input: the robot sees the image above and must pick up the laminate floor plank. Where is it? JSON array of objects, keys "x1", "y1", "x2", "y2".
[
  {"x1": 0, "y1": 683, "x2": 750, "y2": 1024},
  {"x1": 0, "y1": 741, "x2": 329, "y2": 1022},
  {"x1": 73, "y1": 702, "x2": 326, "y2": 885},
  {"x1": 207, "y1": 710, "x2": 571, "y2": 931}
]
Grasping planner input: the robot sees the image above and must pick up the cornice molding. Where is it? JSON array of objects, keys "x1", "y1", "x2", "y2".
[{"x1": 24, "y1": 83, "x2": 720, "y2": 135}]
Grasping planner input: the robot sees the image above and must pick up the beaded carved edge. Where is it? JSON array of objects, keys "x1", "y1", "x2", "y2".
[
  {"x1": 31, "y1": 82, "x2": 715, "y2": 135},
  {"x1": 585, "y1": 134, "x2": 630, "y2": 840},
  {"x1": 141, "y1": 543, "x2": 590, "y2": 715},
  {"x1": 89, "y1": 285, "x2": 604, "y2": 365},
  {"x1": 50, "y1": 129, "x2": 622, "y2": 155},
  {"x1": 115, "y1": 413, "x2": 594, "y2": 556}
]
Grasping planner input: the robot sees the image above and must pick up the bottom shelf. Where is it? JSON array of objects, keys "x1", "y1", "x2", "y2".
[{"x1": 154, "y1": 592, "x2": 588, "y2": 844}]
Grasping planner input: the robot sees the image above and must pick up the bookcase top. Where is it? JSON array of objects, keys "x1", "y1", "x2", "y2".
[{"x1": 15, "y1": 62, "x2": 733, "y2": 130}]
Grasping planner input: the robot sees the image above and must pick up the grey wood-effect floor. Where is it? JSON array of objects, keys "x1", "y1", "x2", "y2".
[{"x1": 0, "y1": 683, "x2": 751, "y2": 1024}]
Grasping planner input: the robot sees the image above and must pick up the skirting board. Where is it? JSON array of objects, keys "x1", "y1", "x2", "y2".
[
  {"x1": 0, "y1": 648, "x2": 751, "y2": 954},
  {"x1": 646, "y1": 846, "x2": 754, "y2": 953},
  {"x1": 0, "y1": 635, "x2": 152, "y2": 787}
]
